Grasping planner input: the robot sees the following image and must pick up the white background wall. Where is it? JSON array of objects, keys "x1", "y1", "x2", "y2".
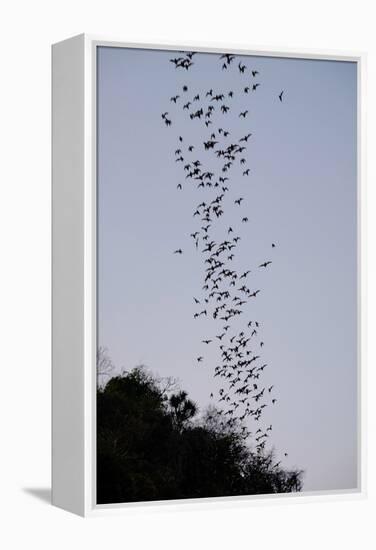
[{"x1": 0, "y1": 1, "x2": 375, "y2": 548}]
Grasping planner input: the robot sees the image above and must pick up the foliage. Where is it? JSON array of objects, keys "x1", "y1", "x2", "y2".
[
  {"x1": 97, "y1": 346, "x2": 115, "y2": 388},
  {"x1": 97, "y1": 367, "x2": 303, "y2": 504}
]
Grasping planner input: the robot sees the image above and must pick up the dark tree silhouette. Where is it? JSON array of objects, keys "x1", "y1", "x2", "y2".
[
  {"x1": 97, "y1": 366, "x2": 303, "y2": 504},
  {"x1": 97, "y1": 346, "x2": 115, "y2": 388},
  {"x1": 169, "y1": 390, "x2": 197, "y2": 432}
]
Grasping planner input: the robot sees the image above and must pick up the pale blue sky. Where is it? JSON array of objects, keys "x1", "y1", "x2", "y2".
[{"x1": 97, "y1": 46, "x2": 357, "y2": 492}]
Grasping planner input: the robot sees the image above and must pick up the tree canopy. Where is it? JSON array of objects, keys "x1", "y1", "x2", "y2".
[{"x1": 97, "y1": 367, "x2": 303, "y2": 504}]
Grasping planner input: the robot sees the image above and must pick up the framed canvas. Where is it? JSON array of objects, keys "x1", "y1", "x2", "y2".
[{"x1": 52, "y1": 35, "x2": 366, "y2": 517}]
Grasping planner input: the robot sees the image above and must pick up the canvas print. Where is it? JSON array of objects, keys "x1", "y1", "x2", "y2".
[{"x1": 96, "y1": 46, "x2": 358, "y2": 505}]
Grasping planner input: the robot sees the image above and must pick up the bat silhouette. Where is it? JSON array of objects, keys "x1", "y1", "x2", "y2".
[{"x1": 220, "y1": 53, "x2": 235, "y2": 64}]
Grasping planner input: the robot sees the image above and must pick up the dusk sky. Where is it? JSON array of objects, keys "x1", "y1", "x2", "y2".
[{"x1": 97, "y1": 46, "x2": 358, "y2": 493}]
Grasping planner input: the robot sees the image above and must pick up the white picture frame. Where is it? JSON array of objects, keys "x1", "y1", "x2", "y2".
[{"x1": 52, "y1": 34, "x2": 366, "y2": 517}]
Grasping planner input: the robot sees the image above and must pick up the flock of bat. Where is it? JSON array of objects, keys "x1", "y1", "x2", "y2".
[{"x1": 161, "y1": 51, "x2": 287, "y2": 457}]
